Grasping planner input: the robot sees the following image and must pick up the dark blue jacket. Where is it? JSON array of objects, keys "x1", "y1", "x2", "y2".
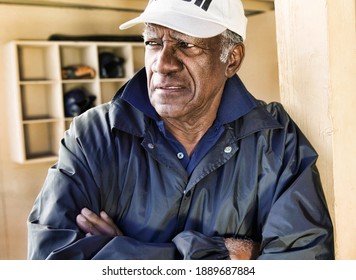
[{"x1": 28, "y1": 70, "x2": 334, "y2": 259}]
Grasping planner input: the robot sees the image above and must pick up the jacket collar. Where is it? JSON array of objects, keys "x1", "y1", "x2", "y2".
[
  {"x1": 110, "y1": 68, "x2": 282, "y2": 138},
  {"x1": 119, "y1": 68, "x2": 258, "y2": 124}
]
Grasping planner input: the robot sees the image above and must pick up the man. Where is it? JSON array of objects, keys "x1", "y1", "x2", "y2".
[{"x1": 28, "y1": 0, "x2": 334, "y2": 259}]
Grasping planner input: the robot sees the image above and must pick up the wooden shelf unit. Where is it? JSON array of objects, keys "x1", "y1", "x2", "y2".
[{"x1": 6, "y1": 40, "x2": 145, "y2": 164}]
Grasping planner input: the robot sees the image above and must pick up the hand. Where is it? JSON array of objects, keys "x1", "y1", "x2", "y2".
[
  {"x1": 76, "y1": 208, "x2": 123, "y2": 237},
  {"x1": 224, "y1": 238, "x2": 260, "y2": 260}
]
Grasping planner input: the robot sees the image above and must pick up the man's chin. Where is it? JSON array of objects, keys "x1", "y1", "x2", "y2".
[{"x1": 155, "y1": 106, "x2": 186, "y2": 120}]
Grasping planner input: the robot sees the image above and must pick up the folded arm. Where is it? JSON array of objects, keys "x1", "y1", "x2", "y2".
[{"x1": 76, "y1": 208, "x2": 259, "y2": 260}]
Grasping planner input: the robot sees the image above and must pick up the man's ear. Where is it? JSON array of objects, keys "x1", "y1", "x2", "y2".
[{"x1": 225, "y1": 44, "x2": 245, "y2": 78}]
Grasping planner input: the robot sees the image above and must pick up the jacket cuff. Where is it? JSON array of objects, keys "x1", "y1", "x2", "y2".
[{"x1": 172, "y1": 230, "x2": 230, "y2": 260}]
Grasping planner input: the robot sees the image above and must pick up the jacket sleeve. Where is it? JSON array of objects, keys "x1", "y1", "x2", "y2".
[
  {"x1": 28, "y1": 189, "x2": 178, "y2": 260},
  {"x1": 27, "y1": 112, "x2": 178, "y2": 260},
  {"x1": 256, "y1": 103, "x2": 334, "y2": 259},
  {"x1": 172, "y1": 230, "x2": 230, "y2": 260}
]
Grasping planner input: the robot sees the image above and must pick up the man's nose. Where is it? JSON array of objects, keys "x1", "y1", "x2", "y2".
[{"x1": 152, "y1": 44, "x2": 182, "y2": 75}]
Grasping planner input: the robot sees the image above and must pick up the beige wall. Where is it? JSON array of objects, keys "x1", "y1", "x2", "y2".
[
  {"x1": 275, "y1": 0, "x2": 335, "y2": 218},
  {"x1": 0, "y1": 2, "x2": 282, "y2": 260},
  {"x1": 327, "y1": 0, "x2": 356, "y2": 259},
  {"x1": 239, "y1": 11, "x2": 280, "y2": 103},
  {"x1": 275, "y1": 0, "x2": 356, "y2": 259}
]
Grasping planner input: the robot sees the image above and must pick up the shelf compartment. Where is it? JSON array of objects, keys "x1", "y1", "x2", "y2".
[
  {"x1": 17, "y1": 44, "x2": 58, "y2": 81},
  {"x1": 98, "y1": 45, "x2": 133, "y2": 79},
  {"x1": 20, "y1": 83, "x2": 62, "y2": 120},
  {"x1": 23, "y1": 121, "x2": 62, "y2": 161},
  {"x1": 60, "y1": 45, "x2": 97, "y2": 79},
  {"x1": 100, "y1": 81, "x2": 126, "y2": 104},
  {"x1": 62, "y1": 81, "x2": 100, "y2": 108},
  {"x1": 65, "y1": 118, "x2": 73, "y2": 131},
  {"x1": 132, "y1": 45, "x2": 145, "y2": 73}
]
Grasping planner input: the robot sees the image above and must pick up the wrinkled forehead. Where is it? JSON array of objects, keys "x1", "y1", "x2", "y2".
[{"x1": 143, "y1": 23, "x2": 215, "y2": 45}]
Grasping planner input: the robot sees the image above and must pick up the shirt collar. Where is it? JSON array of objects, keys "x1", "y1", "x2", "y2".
[
  {"x1": 121, "y1": 68, "x2": 257, "y2": 124},
  {"x1": 121, "y1": 68, "x2": 159, "y2": 120}
]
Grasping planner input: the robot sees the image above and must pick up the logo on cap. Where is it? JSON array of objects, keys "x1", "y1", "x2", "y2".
[
  {"x1": 150, "y1": 0, "x2": 213, "y2": 12},
  {"x1": 182, "y1": 0, "x2": 213, "y2": 11}
]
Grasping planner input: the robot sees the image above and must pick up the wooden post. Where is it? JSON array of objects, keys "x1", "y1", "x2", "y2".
[{"x1": 274, "y1": 0, "x2": 356, "y2": 259}]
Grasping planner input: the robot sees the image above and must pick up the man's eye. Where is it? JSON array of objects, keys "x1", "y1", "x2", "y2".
[
  {"x1": 144, "y1": 41, "x2": 160, "y2": 47},
  {"x1": 178, "y1": 42, "x2": 195, "y2": 49}
]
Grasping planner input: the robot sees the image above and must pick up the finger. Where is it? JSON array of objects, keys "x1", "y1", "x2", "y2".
[
  {"x1": 76, "y1": 213, "x2": 89, "y2": 232},
  {"x1": 76, "y1": 213, "x2": 101, "y2": 235},
  {"x1": 100, "y1": 211, "x2": 123, "y2": 236},
  {"x1": 80, "y1": 208, "x2": 114, "y2": 235},
  {"x1": 80, "y1": 208, "x2": 102, "y2": 224},
  {"x1": 79, "y1": 208, "x2": 123, "y2": 236}
]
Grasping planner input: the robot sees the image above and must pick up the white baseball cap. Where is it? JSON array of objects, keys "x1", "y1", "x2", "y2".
[{"x1": 119, "y1": 0, "x2": 247, "y2": 40}]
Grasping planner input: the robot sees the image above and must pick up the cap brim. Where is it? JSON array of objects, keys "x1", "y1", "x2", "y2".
[{"x1": 119, "y1": 12, "x2": 226, "y2": 38}]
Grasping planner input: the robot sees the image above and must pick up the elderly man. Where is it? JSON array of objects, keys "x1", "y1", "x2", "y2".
[{"x1": 28, "y1": 0, "x2": 334, "y2": 259}]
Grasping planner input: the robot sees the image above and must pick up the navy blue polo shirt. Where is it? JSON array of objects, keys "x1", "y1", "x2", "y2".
[{"x1": 122, "y1": 69, "x2": 256, "y2": 175}]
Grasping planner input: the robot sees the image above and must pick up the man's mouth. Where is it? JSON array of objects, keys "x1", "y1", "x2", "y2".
[
  {"x1": 158, "y1": 86, "x2": 182, "y2": 90},
  {"x1": 155, "y1": 85, "x2": 186, "y2": 93}
]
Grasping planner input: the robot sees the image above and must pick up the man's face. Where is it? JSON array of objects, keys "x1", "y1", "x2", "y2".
[{"x1": 144, "y1": 24, "x2": 228, "y2": 121}]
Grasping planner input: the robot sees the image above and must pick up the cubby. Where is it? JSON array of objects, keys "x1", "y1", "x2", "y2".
[{"x1": 6, "y1": 40, "x2": 145, "y2": 164}]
